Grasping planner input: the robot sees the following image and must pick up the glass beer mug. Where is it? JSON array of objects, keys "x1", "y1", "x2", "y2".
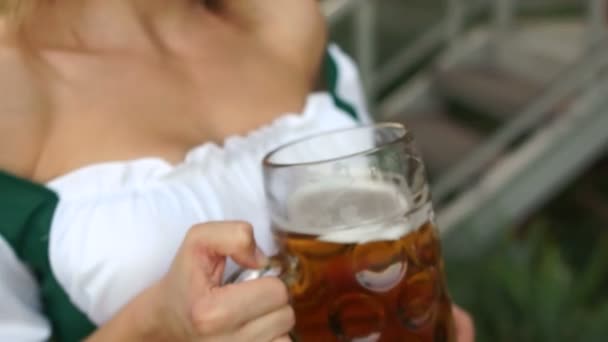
[{"x1": 232, "y1": 123, "x2": 455, "y2": 342}]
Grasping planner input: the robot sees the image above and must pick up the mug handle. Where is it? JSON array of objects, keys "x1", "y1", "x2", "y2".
[
  {"x1": 224, "y1": 257, "x2": 285, "y2": 284},
  {"x1": 224, "y1": 258, "x2": 299, "y2": 341}
]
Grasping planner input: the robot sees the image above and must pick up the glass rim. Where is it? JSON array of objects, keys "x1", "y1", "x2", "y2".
[{"x1": 263, "y1": 122, "x2": 410, "y2": 169}]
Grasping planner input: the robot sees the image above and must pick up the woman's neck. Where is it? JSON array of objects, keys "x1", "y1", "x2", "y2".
[{"x1": 17, "y1": 0, "x2": 205, "y2": 53}]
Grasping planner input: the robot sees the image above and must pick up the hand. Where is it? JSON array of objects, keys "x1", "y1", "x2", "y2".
[
  {"x1": 141, "y1": 222, "x2": 294, "y2": 341},
  {"x1": 453, "y1": 305, "x2": 475, "y2": 342}
]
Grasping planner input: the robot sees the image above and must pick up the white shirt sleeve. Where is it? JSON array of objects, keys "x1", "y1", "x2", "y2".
[{"x1": 0, "y1": 238, "x2": 51, "y2": 342}]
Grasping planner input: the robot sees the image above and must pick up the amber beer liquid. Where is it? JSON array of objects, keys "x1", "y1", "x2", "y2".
[{"x1": 273, "y1": 181, "x2": 455, "y2": 342}]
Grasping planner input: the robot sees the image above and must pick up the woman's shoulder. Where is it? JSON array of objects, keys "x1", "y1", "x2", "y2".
[{"x1": 0, "y1": 36, "x2": 50, "y2": 179}]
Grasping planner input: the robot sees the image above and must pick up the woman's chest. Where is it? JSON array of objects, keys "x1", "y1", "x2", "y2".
[{"x1": 39, "y1": 52, "x2": 310, "y2": 181}]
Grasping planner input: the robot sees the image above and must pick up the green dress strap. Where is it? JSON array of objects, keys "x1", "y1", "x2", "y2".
[
  {"x1": 324, "y1": 50, "x2": 361, "y2": 122},
  {"x1": 0, "y1": 170, "x2": 96, "y2": 342}
]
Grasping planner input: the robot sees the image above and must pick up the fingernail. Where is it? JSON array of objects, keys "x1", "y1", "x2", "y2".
[{"x1": 255, "y1": 249, "x2": 269, "y2": 267}]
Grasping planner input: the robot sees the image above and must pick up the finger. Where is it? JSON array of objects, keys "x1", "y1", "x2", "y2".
[
  {"x1": 272, "y1": 335, "x2": 293, "y2": 342},
  {"x1": 192, "y1": 277, "x2": 290, "y2": 334},
  {"x1": 453, "y1": 306, "x2": 475, "y2": 342},
  {"x1": 184, "y1": 221, "x2": 267, "y2": 270},
  {"x1": 237, "y1": 305, "x2": 295, "y2": 342}
]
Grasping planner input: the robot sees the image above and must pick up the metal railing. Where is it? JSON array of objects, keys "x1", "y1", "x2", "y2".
[
  {"x1": 323, "y1": 0, "x2": 486, "y2": 100},
  {"x1": 432, "y1": 46, "x2": 608, "y2": 202},
  {"x1": 324, "y1": 0, "x2": 607, "y2": 103},
  {"x1": 442, "y1": 66, "x2": 608, "y2": 255},
  {"x1": 325, "y1": 0, "x2": 608, "y2": 242}
]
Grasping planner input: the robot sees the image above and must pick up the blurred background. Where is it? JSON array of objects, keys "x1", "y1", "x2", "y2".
[{"x1": 323, "y1": 0, "x2": 608, "y2": 341}]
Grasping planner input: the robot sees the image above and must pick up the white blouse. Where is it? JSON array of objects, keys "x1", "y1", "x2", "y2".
[{"x1": 0, "y1": 45, "x2": 370, "y2": 341}]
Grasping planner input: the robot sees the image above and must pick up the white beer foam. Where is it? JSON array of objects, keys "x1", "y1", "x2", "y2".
[
  {"x1": 280, "y1": 179, "x2": 432, "y2": 243},
  {"x1": 317, "y1": 203, "x2": 431, "y2": 244}
]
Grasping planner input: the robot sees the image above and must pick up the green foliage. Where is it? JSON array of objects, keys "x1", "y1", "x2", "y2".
[{"x1": 447, "y1": 224, "x2": 608, "y2": 342}]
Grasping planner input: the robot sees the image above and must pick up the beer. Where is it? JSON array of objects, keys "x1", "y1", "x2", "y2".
[{"x1": 272, "y1": 181, "x2": 455, "y2": 342}]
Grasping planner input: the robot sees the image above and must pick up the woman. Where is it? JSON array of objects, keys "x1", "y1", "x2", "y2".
[{"x1": 0, "y1": 0, "x2": 474, "y2": 341}]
